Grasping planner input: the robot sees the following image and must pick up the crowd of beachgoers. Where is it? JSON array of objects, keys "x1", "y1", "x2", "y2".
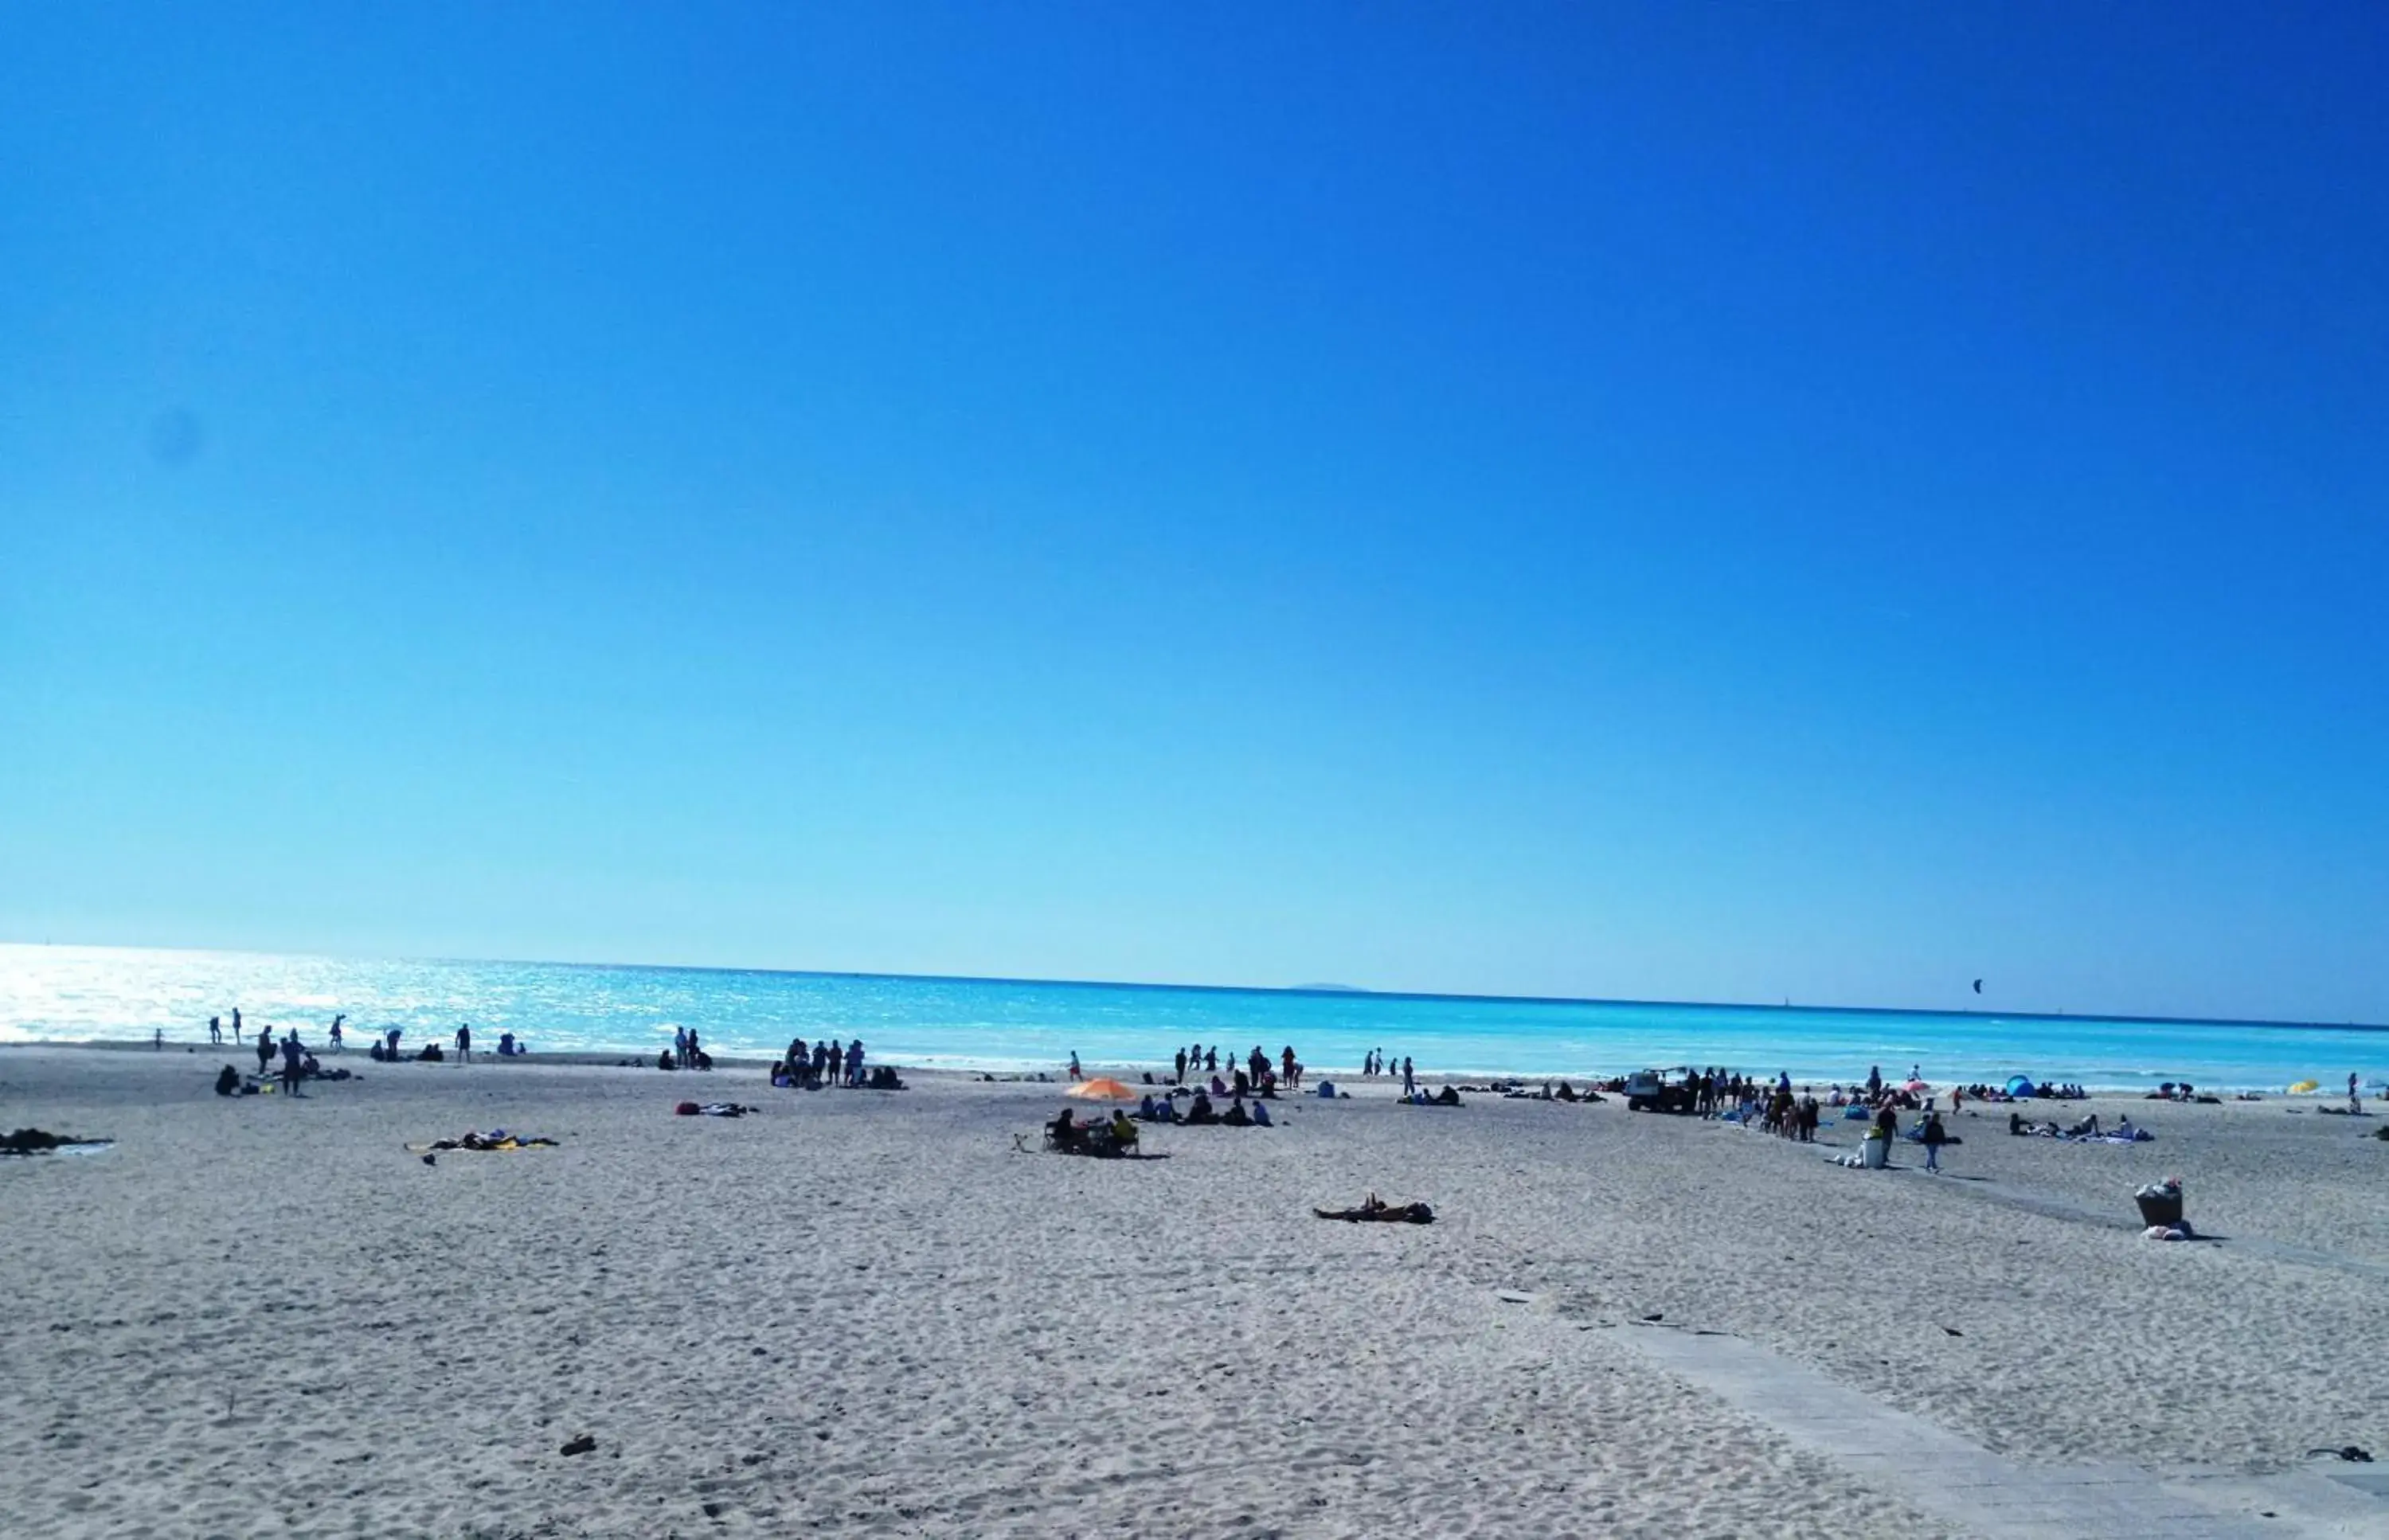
[{"x1": 151, "y1": 1010, "x2": 2383, "y2": 1142}]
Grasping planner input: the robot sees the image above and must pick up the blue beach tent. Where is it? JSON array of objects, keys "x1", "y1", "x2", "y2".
[{"x1": 2005, "y1": 1075, "x2": 2036, "y2": 1097}]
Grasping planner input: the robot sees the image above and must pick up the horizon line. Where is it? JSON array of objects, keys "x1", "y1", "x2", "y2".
[{"x1": 6, "y1": 936, "x2": 2386, "y2": 1037}]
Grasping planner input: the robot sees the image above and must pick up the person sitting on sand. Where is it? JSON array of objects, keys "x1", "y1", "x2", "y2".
[
  {"x1": 1049, "y1": 1107, "x2": 1085, "y2": 1151},
  {"x1": 215, "y1": 1065, "x2": 241, "y2": 1096},
  {"x1": 1222, "y1": 1096, "x2": 1252, "y2": 1127},
  {"x1": 1250, "y1": 1100, "x2": 1273, "y2": 1127},
  {"x1": 2066, "y1": 1114, "x2": 2101, "y2": 1139},
  {"x1": 1108, "y1": 1110, "x2": 1138, "y2": 1152}
]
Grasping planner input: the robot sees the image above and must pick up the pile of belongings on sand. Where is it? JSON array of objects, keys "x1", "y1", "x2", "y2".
[
  {"x1": 1, "y1": 1127, "x2": 112, "y2": 1157},
  {"x1": 1314, "y1": 1194, "x2": 1434, "y2": 1224},
  {"x1": 674, "y1": 1101, "x2": 758, "y2": 1117}
]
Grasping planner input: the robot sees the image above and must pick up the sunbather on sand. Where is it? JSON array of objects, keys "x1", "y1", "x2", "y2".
[{"x1": 1314, "y1": 1194, "x2": 1434, "y2": 1224}]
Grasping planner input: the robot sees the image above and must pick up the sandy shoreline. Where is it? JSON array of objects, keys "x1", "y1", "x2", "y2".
[{"x1": 2, "y1": 1044, "x2": 2383, "y2": 1538}]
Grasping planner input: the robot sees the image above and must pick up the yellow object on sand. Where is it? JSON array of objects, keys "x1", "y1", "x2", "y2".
[{"x1": 2287, "y1": 1081, "x2": 2319, "y2": 1094}]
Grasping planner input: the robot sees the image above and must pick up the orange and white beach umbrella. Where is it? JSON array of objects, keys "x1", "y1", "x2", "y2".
[{"x1": 1065, "y1": 1077, "x2": 1140, "y2": 1101}]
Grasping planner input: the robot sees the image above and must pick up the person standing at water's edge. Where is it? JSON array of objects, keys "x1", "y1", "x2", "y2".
[
  {"x1": 456, "y1": 1023, "x2": 471, "y2": 1063},
  {"x1": 1402, "y1": 1057, "x2": 1415, "y2": 1097},
  {"x1": 232, "y1": 1007, "x2": 243, "y2": 1046},
  {"x1": 209, "y1": 1015, "x2": 221, "y2": 1045}
]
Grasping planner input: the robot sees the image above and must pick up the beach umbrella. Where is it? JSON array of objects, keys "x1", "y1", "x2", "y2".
[
  {"x1": 1905, "y1": 1078, "x2": 1930, "y2": 1093},
  {"x1": 2287, "y1": 1080, "x2": 2319, "y2": 1094},
  {"x1": 1065, "y1": 1077, "x2": 1139, "y2": 1102}
]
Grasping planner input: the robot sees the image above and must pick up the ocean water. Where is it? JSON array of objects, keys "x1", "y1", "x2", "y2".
[{"x1": 2, "y1": 944, "x2": 2383, "y2": 1094}]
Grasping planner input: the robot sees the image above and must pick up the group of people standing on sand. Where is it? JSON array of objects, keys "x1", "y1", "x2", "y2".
[
  {"x1": 207, "y1": 1008, "x2": 514, "y2": 1065},
  {"x1": 1161, "y1": 1044, "x2": 1310, "y2": 1095},
  {"x1": 1359, "y1": 1049, "x2": 1417, "y2": 1092},
  {"x1": 211, "y1": 1008, "x2": 342, "y2": 1050},
  {"x1": 772, "y1": 1034, "x2": 888, "y2": 1089}
]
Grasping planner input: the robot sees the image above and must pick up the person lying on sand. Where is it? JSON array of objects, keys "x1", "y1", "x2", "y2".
[
  {"x1": 1314, "y1": 1194, "x2": 1434, "y2": 1224},
  {"x1": 409, "y1": 1132, "x2": 560, "y2": 1152},
  {"x1": 1, "y1": 1128, "x2": 112, "y2": 1155}
]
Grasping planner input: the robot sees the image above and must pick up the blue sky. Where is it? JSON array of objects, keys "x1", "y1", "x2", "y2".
[{"x1": 4, "y1": 3, "x2": 2384, "y2": 1022}]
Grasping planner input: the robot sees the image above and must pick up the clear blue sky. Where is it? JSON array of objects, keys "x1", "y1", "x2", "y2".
[{"x1": 5, "y1": 4, "x2": 2384, "y2": 1022}]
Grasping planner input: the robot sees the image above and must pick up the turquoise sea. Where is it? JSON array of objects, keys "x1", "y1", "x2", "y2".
[{"x1": 2, "y1": 944, "x2": 2383, "y2": 1094}]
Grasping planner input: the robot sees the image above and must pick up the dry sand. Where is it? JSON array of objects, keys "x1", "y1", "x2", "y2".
[{"x1": 2, "y1": 1046, "x2": 2384, "y2": 1538}]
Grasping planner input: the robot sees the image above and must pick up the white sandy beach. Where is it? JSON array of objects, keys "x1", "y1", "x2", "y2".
[{"x1": 2, "y1": 1046, "x2": 2384, "y2": 1538}]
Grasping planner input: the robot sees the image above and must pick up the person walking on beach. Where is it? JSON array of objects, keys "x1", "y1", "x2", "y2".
[
  {"x1": 280, "y1": 1030, "x2": 305, "y2": 1096},
  {"x1": 255, "y1": 1029, "x2": 276, "y2": 1076},
  {"x1": 232, "y1": 1007, "x2": 244, "y2": 1046},
  {"x1": 329, "y1": 1015, "x2": 344, "y2": 1053},
  {"x1": 1922, "y1": 1110, "x2": 1947, "y2": 1173},
  {"x1": 1067, "y1": 1051, "x2": 1082, "y2": 1081},
  {"x1": 2352, "y1": 1073, "x2": 2364, "y2": 1116},
  {"x1": 674, "y1": 1026, "x2": 689, "y2": 1065},
  {"x1": 209, "y1": 1015, "x2": 222, "y2": 1046},
  {"x1": 847, "y1": 1039, "x2": 866, "y2": 1086},
  {"x1": 1401, "y1": 1057, "x2": 1416, "y2": 1097},
  {"x1": 1174, "y1": 1048, "x2": 1187, "y2": 1085},
  {"x1": 455, "y1": 1022, "x2": 471, "y2": 1063}
]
